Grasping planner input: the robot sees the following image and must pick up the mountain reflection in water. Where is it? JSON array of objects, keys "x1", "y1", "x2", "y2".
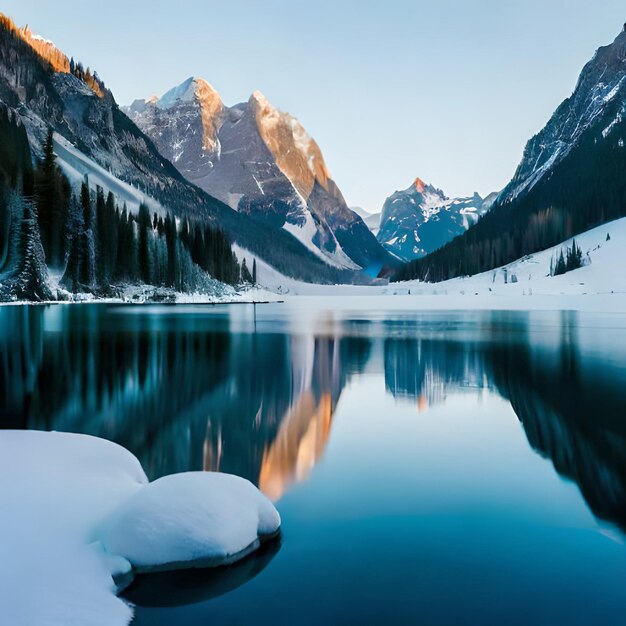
[{"x1": 2, "y1": 305, "x2": 626, "y2": 533}]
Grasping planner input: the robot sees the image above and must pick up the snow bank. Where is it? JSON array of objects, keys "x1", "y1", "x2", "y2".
[
  {"x1": 99, "y1": 472, "x2": 281, "y2": 573},
  {"x1": 0, "y1": 431, "x2": 146, "y2": 626},
  {"x1": 0, "y1": 430, "x2": 147, "y2": 544},
  {"x1": 0, "y1": 431, "x2": 281, "y2": 625}
]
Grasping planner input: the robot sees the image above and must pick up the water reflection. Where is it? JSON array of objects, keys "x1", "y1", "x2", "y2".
[
  {"x1": 2, "y1": 305, "x2": 626, "y2": 535},
  {"x1": 125, "y1": 538, "x2": 281, "y2": 608}
]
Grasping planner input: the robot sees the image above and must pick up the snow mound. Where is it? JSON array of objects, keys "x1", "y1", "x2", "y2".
[
  {"x1": 0, "y1": 431, "x2": 148, "y2": 537},
  {"x1": 99, "y1": 472, "x2": 281, "y2": 573},
  {"x1": 0, "y1": 431, "x2": 281, "y2": 625},
  {"x1": 0, "y1": 431, "x2": 147, "y2": 626}
]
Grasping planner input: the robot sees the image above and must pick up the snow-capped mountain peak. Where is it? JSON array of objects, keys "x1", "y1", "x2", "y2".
[
  {"x1": 156, "y1": 76, "x2": 223, "y2": 112},
  {"x1": 156, "y1": 76, "x2": 197, "y2": 108},
  {"x1": 126, "y1": 75, "x2": 225, "y2": 161},
  {"x1": 377, "y1": 178, "x2": 494, "y2": 261},
  {"x1": 126, "y1": 80, "x2": 391, "y2": 271}
]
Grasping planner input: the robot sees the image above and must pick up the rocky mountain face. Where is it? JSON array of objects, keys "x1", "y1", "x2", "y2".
[
  {"x1": 0, "y1": 14, "x2": 375, "y2": 284},
  {"x1": 500, "y1": 26, "x2": 626, "y2": 203},
  {"x1": 377, "y1": 177, "x2": 495, "y2": 261},
  {"x1": 126, "y1": 79, "x2": 391, "y2": 272}
]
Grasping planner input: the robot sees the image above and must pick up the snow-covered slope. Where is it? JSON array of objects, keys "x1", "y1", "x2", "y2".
[
  {"x1": 245, "y1": 217, "x2": 626, "y2": 313},
  {"x1": 401, "y1": 217, "x2": 626, "y2": 301},
  {"x1": 53, "y1": 134, "x2": 166, "y2": 216},
  {"x1": 125, "y1": 78, "x2": 391, "y2": 272},
  {"x1": 377, "y1": 177, "x2": 494, "y2": 261}
]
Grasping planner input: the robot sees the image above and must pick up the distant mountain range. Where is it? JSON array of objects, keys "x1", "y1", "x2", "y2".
[
  {"x1": 376, "y1": 177, "x2": 496, "y2": 261},
  {"x1": 125, "y1": 78, "x2": 391, "y2": 272},
  {"x1": 396, "y1": 25, "x2": 626, "y2": 282}
]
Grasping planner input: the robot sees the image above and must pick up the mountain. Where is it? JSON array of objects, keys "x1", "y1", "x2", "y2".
[
  {"x1": 0, "y1": 14, "x2": 376, "y2": 292},
  {"x1": 501, "y1": 26, "x2": 626, "y2": 203},
  {"x1": 125, "y1": 78, "x2": 391, "y2": 272},
  {"x1": 377, "y1": 177, "x2": 494, "y2": 261},
  {"x1": 352, "y1": 207, "x2": 382, "y2": 235},
  {"x1": 396, "y1": 25, "x2": 626, "y2": 282}
]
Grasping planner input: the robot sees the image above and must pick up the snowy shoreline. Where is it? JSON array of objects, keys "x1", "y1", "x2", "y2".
[
  {"x1": 0, "y1": 298, "x2": 283, "y2": 307},
  {"x1": 0, "y1": 286, "x2": 284, "y2": 307},
  {"x1": 4, "y1": 291, "x2": 626, "y2": 314}
]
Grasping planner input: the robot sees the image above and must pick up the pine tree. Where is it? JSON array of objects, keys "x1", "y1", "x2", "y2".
[
  {"x1": 61, "y1": 194, "x2": 85, "y2": 291},
  {"x1": 94, "y1": 188, "x2": 118, "y2": 288},
  {"x1": 14, "y1": 198, "x2": 52, "y2": 301},
  {"x1": 34, "y1": 127, "x2": 68, "y2": 267},
  {"x1": 164, "y1": 213, "x2": 178, "y2": 288},
  {"x1": 79, "y1": 179, "x2": 95, "y2": 287},
  {"x1": 114, "y1": 205, "x2": 132, "y2": 281},
  {"x1": 252, "y1": 258, "x2": 257, "y2": 284},
  {"x1": 241, "y1": 258, "x2": 253, "y2": 283},
  {"x1": 95, "y1": 186, "x2": 106, "y2": 285},
  {"x1": 137, "y1": 203, "x2": 152, "y2": 283},
  {"x1": 105, "y1": 191, "x2": 118, "y2": 280},
  {"x1": 566, "y1": 239, "x2": 582, "y2": 272}
]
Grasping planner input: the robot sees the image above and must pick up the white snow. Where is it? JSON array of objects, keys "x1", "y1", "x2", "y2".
[
  {"x1": 99, "y1": 472, "x2": 280, "y2": 572},
  {"x1": 156, "y1": 76, "x2": 197, "y2": 109},
  {"x1": 0, "y1": 431, "x2": 146, "y2": 626},
  {"x1": 238, "y1": 216, "x2": 626, "y2": 312},
  {"x1": 602, "y1": 111, "x2": 623, "y2": 138},
  {"x1": 29, "y1": 33, "x2": 55, "y2": 46},
  {"x1": 603, "y1": 77, "x2": 625, "y2": 103},
  {"x1": 400, "y1": 216, "x2": 626, "y2": 303},
  {"x1": 283, "y1": 213, "x2": 359, "y2": 270},
  {"x1": 0, "y1": 430, "x2": 281, "y2": 625},
  {"x1": 53, "y1": 134, "x2": 166, "y2": 216}
]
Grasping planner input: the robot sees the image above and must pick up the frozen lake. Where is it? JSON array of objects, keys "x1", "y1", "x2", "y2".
[{"x1": 3, "y1": 301, "x2": 626, "y2": 624}]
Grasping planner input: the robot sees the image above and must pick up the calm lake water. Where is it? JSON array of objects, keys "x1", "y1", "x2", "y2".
[{"x1": 3, "y1": 300, "x2": 626, "y2": 625}]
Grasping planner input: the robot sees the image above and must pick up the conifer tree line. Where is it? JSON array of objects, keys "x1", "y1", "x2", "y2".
[
  {"x1": 394, "y1": 102, "x2": 626, "y2": 283},
  {"x1": 0, "y1": 113, "x2": 252, "y2": 301},
  {"x1": 550, "y1": 240, "x2": 583, "y2": 277},
  {"x1": 3, "y1": 16, "x2": 107, "y2": 97}
]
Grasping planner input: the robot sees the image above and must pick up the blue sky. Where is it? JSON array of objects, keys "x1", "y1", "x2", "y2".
[{"x1": 4, "y1": 0, "x2": 625, "y2": 211}]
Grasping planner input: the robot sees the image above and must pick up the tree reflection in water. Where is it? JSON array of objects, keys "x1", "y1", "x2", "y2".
[{"x1": 2, "y1": 304, "x2": 626, "y2": 533}]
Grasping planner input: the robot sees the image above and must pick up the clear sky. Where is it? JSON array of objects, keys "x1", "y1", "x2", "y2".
[{"x1": 3, "y1": 0, "x2": 625, "y2": 211}]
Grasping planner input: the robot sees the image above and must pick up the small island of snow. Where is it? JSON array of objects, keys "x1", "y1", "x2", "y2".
[{"x1": 99, "y1": 471, "x2": 281, "y2": 573}]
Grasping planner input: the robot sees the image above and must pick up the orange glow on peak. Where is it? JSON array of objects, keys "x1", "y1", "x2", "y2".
[{"x1": 414, "y1": 177, "x2": 426, "y2": 193}]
